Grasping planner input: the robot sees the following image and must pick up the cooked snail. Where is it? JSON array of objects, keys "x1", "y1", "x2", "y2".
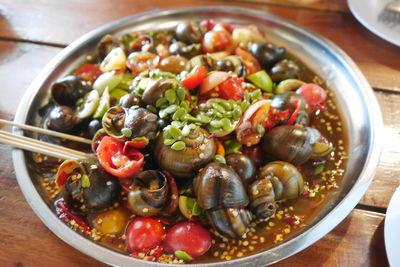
[
  {"x1": 55, "y1": 160, "x2": 121, "y2": 214},
  {"x1": 262, "y1": 125, "x2": 332, "y2": 165},
  {"x1": 51, "y1": 75, "x2": 91, "y2": 106},
  {"x1": 102, "y1": 106, "x2": 159, "y2": 140},
  {"x1": 154, "y1": 126, "x2": 216, "y2": 179},
  {"x1": 128, "y1": 170, "x2": 169, "y2": 217}
]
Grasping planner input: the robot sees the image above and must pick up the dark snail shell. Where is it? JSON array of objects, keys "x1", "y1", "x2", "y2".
[
  {"x1": 262, "y1": 125, "x2": 323, "y2": 165},
  {"x1": 56, "y1": 160, "x2": 121, "y2": 214},
  {"x1": 169, "y1": 41, "x2": 202, "y2": 58},
  {"x1": 154, "y1": 126, "x2": 216, "y2": 179},
  {"x1": 119, "y1": 94, "x2": 143, "y2": 109},
  {"x1": 44, "y1": 105, "x2": 81, "y2": 133},
  {"x1": 97, "y1": 34, "x2": 125, "y2": 60},
  {"x1": 51, "y1": 75, "x2": 91, "y2": 106},
  {"x1": 249, "y1": 42, "x2": 285, "y2": 69},
  {"x1": 216, "y1": 56, "x2": 247, "y2": 77},
  {"x1": 141, "y1": 78, "x2": 180, "y2": 106},
  {"x1": 269, "y1": 59, "x2": 301, "y2": 83},
  {"x1": 225, "y1": 153, "x2": 256, "y2": 185},
  {"x1": 249, "y1": 178, "x2": 277, "y2": 220},
  {"x1": 207, "y1": 208, "x2": 253, "y2": 239},
  {"x1": 193, "y1": 162, "x2": 249, "y2": 210},
  {"x1": 102, "y1": 106, "x2": 159, "y2": 140},
  {"x1": 271, "y1": 92, "x2": 310, "y2": 126},
  {"x1": 128, "y1": 170, "x2": 169, "y2": 217},
  {"x1": 175, "y1": 21, "x2": 205, "y2": 44},
  {"x1": 258, "y1": 161, "x2": 304, "y2": 200}
]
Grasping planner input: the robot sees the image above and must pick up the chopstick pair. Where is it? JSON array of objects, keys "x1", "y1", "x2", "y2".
[{"x1": 0, "y1": 119, "x2": 96, "y2": 160}]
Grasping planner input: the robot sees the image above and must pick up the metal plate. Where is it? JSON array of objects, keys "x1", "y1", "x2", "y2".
[{"x1": 12, "y1": 6, "x2": 382, "y2": 267}]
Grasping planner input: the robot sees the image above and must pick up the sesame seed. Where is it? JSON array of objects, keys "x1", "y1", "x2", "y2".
[{"x1": 142, "y1": 208, "x2": 149, "y2": 213}]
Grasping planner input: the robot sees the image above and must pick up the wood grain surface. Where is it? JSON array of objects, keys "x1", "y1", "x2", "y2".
[{"x1": 0, "y1": 0, "x2": 398, "y2": 266}]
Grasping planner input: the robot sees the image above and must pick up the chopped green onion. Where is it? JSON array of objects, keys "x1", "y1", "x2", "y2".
[
  {"x1": 224, "y1": 139, "x2": 242, "y2": 155},
  {"x1": 81, "y1": 174, "x2": 90, "y2": 188},
  {"x1": 121, "y1": 127, "x2": 132, "y2": 137},
  {"x1": 257, "y1": 124, "x2": 265, "y2": 135},
  {"x1": 174, "y1": 251, "x2": 193, "y2": 262},
  {"x1": 214, "y1": 154, "x2": 226, "y2": 164},
  {"x1": 169, "y1": 126, "x2": 183, "y2": 140},
  {"x1": 171, "y1": 141, "x2": 186, "y2": 151},
  {"x1": 314, "y1": 164, "x2": 325, "y2": 174}
]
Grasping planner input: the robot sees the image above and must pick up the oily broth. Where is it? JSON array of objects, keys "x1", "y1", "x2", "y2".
[{"x1": 32, "y1": 27, "x2": 348, "y2": 264}]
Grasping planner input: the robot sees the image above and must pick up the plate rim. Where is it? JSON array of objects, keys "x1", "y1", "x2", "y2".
[
  {"x1": 385, "y1": 186, "x2": 400, "y2": 266},
  {"x1": 347, "y1": 0, "x2": 400, "y2": 47},
  {"x1": 11, "y1": 5, "x2": 383, "y2": 267}
]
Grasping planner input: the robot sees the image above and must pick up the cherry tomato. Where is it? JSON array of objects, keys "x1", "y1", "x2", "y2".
[
  {"x1": 181, "y1": 65, "x2": 207, "y2": 90},
  {"x1": 74, "y1": 64, "x2": 102, "y2": 82},
  {"x1": 202, "y1": 30, "x2": 233, "y2": 53},
  {"x1": 93, "y1": 208, "x2": 131, "y2": 235},
  {"x1": 234, "y1": 47, "x2": 261, "y2": 74},
  {"x1": 96, "y1": 136, "x2": 144, "y2": 178},
  {"x1": 296, "y1": 83, "x2": 327, "y2": 110},
  {"x1": 164, "y1": 222, "x2": 211, "y2": 258},
  {"x1": 126, "y1": 217, "x2": 164, "y2": 252},
  {"x1": 218, "y1": 77, "x2": 244, "y2": 100},
  {"x1": 126, "y1": 51, "x2": 159, "y2": 74}
]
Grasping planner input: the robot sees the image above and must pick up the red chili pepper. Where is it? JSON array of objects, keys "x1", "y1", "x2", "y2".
[
  {"x1": 264, "y1": 108, "x2": 289, "y2": 130},
  {"x1": 159, "y1": 171, "x2": 179, "y2": 216},
  {"x1": 97, "y1": 136, "x2": 144, "y2": 178},
  {"x1": 55, "y1": 200, "x2": 90, "y2": 232},
  {"x1": 286, "y1": 99, "x2": 300, "y2": 125}
]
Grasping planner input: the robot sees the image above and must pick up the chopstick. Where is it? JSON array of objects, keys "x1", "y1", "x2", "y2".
[
  {"x1": 0, "y1": 119, "x2": 92, "y2": 144},
  {"x1": 0, "y1": 130, "x2": 96, "y2": 160}
]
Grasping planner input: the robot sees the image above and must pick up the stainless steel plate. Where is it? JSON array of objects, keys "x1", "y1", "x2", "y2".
[{"x1": 12, "y1": 6, "x2": 382, "y2": 267}]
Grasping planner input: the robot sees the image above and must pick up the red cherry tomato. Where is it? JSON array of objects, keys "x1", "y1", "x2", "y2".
[
  {"x1": 202, "y1": 30, "x2": 233, "y2": 53},
  {"x1": 96, "y1": 136, "x2": 144, "y2": 178},
  {"x1": 296, "y1": 83, "x2": 327, "y2": 110},
  {"x1": 218, "y1": 77, "x2": 244, "y2": 101},
  {"x1": 164, "y1": 222, "x2": 211, "y2": 258},
  {"x1": 126, "y1": 217, "x2": 164, "y2": 252},
  {"x1": 181, "y1": 65, "x2": 207, "y2": 90},
  {"x1": 74, "y1": 64, "x2": 102, "y2": 82},
  {"x1": 126, "y1": 51, "x2": 159, "y2": 74}
]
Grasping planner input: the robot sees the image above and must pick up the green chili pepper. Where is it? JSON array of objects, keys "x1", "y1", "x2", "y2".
[
  {"x1": 246, "y1": 70, "x2": 274, "y2": 93},
  {"x1": 224, "y1": 139, "x2": 242, "y2": 154}
]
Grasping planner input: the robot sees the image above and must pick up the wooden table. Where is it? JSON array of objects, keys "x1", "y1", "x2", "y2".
[{"x1": 0, "y1": 0, "x2": 399, "y2": 266}]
